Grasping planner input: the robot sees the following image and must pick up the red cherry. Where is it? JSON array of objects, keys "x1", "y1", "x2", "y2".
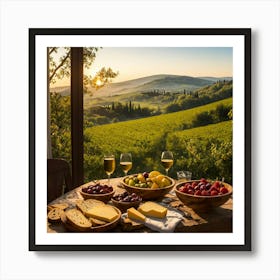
[
  {"x1": 210, "y1": 190, "x2": 219, "y2": 196},
  {"x1": 192, "y1": 182, "x2": 198, "y2": 188},
  {"x1": 201, "y1": 190, "x2": 210, "y2": 196},
  {"x1": 220, "y1": 187, "x2": 228, "y2": 194},
  {"x1": 187, "y1": 189, "x2": 194, "y2": 195},
  {"x1": 179, "y1": 186, "x2": 185, "y2": 192},
  {"x1": 210, "y1": 185, "x2": 219, "y2": 192},
  {"x1": 212, "y1": 181, "x2": 221, "y2": 189},
  {"x1": 194, "y1": 190, "x2": 201, "y2": 196},
  {"x1": 199, "y1": 184, "x2": 206, "y2": 191},
  {"x1": 179, "y1": 186, "x2": 188, "y2": 193}
]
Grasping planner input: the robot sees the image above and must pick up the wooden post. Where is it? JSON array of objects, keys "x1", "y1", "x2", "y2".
[
  {"x1": 47, "y1": 47, "x2": 52, "y2": 159},
  {"x1": 71, "y1": 47, "x2": 84, "y2": 187}
]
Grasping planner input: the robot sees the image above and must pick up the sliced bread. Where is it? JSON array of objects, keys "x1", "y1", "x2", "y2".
[
  {"x1": 48, "y1": 208, "x2": 63, "y2": 223},
  {"x1": 89, "y1": 217, "x2": 107, "y2": 226},
  {"x1": 48, "y1": 203, "x2": 69, "y2": 212},
  {"x1": 64, "y1": 208, "x2": 92, "y2": 231}
]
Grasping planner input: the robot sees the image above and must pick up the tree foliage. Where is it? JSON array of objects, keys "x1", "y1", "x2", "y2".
[
  {"x1": 48, "y1": 47, "x2": 118, "y2": 91},
  {"x1": 165, "y1": 80, "x2": 232, "y2": 113},
  {"x1": 49, "y1": 47, "x2": 119, "y2": 161},
  {"x1": 50, "y1": 93, "x2": 71, "y2": 162}
]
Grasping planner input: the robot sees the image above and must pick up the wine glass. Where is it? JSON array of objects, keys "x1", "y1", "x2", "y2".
[
  {"x1": 103, "y1": 154, "x2": 116, "y2": 185},
  {"x1": 161, "y1": 151, "x2": 174, "y2": 176},
  {"x1": 120, "y1": 153, "x2": 132, "y2": 177}
]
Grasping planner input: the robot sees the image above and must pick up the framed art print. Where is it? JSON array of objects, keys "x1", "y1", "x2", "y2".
[{"x1": 29, "y1": 28, "x2": 251, "y2": 251}]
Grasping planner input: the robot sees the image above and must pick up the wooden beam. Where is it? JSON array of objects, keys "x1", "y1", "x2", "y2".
[{"x1": 71, "y1": 47, "x2": 84, "y2": 187}]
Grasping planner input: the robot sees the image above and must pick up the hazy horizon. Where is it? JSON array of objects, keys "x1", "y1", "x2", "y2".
[
  {"x1": 51, "y1": 47, "x2": 232, "y2": 87},
  {"x1": 50, "y1": 73, "x2": 233, "y2": 89}
]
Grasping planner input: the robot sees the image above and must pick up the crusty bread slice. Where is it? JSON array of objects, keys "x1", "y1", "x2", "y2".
[
  {"x1": 64, "y1": 208, "x2": 92, "y2": 231},
  {"x1": 48, "y1": 208, "x2": 63, "y2": 223},
  {"x1": 48, "y1": 203, "x2": 69, "y2": 212},
  {"x1": 76, "y1": 199, "x2": 105, "y2": 214},
  {"x1": 89, "y1": 217, "x2": 107, "y2": 226}
]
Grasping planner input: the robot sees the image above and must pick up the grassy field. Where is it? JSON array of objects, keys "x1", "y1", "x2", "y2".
[
  {"x1": 84, "y1": 98, "x2": 232, "y2": 182},
  {"x1": 166, "y1": 120, "x2": 232, "y2": 182}
]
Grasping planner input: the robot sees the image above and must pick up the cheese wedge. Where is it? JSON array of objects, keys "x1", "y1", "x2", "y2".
[
  {"x1": 138, "y1": 202, "x2": 167, "y2": 219},
  {"x1": 127, "y1": 207, "x2": 146, "y2": 222},
  {"x1": 85, "y1": 205, "x2": 119, "y2": 222}
]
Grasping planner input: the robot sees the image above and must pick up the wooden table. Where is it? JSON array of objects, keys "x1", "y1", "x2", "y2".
[{"x1": 47, "y1": 177, "x2": 232, "y2": 233}]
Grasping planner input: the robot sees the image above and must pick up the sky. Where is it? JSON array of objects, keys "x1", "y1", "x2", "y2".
[{"x1": 53, "y1": 47, "x2": 232, "y2": 86}]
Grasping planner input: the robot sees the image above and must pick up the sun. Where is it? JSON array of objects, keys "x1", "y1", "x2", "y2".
[{"x1": 95, "y1": 78, "x2": 103, "y2": 87}]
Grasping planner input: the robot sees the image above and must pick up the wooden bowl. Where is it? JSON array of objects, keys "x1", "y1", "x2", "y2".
[
  {"x1": 61, "y1": 206, "x2": 121, "y2": 232},
  {"x1": 175, "y1": 180, "x2": 232, "y2": 211},
  {"x1": 121, "y1": 175, "x2": 175, "y2": 200},
  {"x1": 79, "y1": 189, "x2": 115, "y2": 203},
  {"x1": 90, "y1": 206, "x2": 121, "y2": 232},
  {"x1": 111, "y1": 197, "x2": 142, "y2": 213}
]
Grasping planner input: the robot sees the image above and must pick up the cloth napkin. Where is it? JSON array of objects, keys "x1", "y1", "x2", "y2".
[{"x1": 122, "y1": 204, "x2": 184, "y2": 233}]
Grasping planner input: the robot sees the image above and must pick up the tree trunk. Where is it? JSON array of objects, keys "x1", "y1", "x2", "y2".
[{"x1": 47, "y1": 47, "x2": 53, "y2": 159}]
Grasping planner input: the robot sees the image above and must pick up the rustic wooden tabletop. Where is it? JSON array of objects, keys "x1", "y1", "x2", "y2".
[{"x1": 47, "y1": 177, "x2": 232, "y2": 233}]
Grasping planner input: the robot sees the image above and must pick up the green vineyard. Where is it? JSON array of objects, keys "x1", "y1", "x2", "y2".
[{"x1": 84, "y1": 98, "x2": 232, "y2": 184}]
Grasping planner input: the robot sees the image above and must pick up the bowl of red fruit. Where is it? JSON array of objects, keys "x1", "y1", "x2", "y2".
[
  {"x1": 175, "y1": 178, "x2": 232, "y2": 211},
  {"x1": 80, "y1": 182, "x2": 115, "y2": 202},
  {"x1": 111, "y1": 191, "x2": 142, "y2": 213}
]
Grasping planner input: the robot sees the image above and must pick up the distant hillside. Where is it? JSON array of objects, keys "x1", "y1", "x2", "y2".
[
  {"x1": 50, "y1": 74, "x2": 171, "y2": 96},
  {"x1": 50, "y1": 74, "x2": 232, "y2": 98},
  {"x1": 199, "y1": 77, "x2": 232, "y2": 82},
  {"x1": 133, "y1": 75, "x2": 212, "y2": 93},
  {"x1": 165, "y1": 80, "x2": 232, "y2": 113}
]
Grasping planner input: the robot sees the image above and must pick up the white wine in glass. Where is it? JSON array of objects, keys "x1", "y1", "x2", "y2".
[
  {"x1": 120, "y1": 153, "x2": 132, "y2": 176},
  {"x1": 104, "y1": 154, "x2": 116, "y2": 185},
  {"x1": 161, "y1": 151, "x2": 174, "y2": 176}
]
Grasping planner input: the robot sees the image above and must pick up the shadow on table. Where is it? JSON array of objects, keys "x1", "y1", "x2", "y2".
[{"x1": 176, "y1": 205, "x2": 232, "y2": 233}]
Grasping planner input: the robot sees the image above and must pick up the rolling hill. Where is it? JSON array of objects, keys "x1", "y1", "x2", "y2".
[
  {"x1": 84, "y1": 98, "x2": 232, "y2": 181},
  {"x1": 51, "y1": 74, "x2": 232, "y2": 99}
]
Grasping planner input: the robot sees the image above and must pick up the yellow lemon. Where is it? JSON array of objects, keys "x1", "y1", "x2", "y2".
[
  {"x1": 155, "y1": 174, "x2": 165, "y2": 184},
  {"x1": 161, "y1": 177, "x2": 171, "y2": 187},
  {"x1": 151, "y1": 182, "x2": 159, "y2": 189},
  {"x1": 149, "y1": 171, "x2": 161, "y2": 178},
  {"x1": 150, "y1": 177, "x2": 158, "y2": 183}
]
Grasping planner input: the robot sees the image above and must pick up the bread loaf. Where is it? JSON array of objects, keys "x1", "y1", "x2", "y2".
[{"x1": 64, "y1": 208, "x2": 92, "y2": 231}]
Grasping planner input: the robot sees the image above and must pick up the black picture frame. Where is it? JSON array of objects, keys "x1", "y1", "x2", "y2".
[{"x1": 29, "y1": 28, "x2": 251, "y2": 251}]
